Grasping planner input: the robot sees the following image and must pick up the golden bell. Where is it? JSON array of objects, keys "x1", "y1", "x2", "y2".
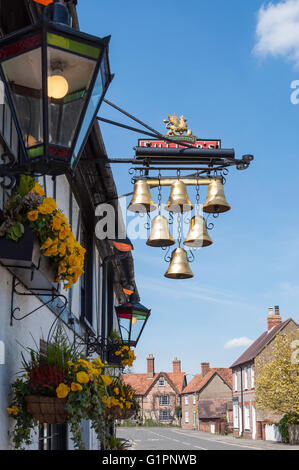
[
  {"x1": 128, "y1": 179, "x2": 156, "y2": 213},
  {"x1": 184, "y1": 215, "x2": 213, "y2": 248},
  {"x1": 203, "y1": 179, "x2": 231, "y2": 213},
  {"x1": 165, "y1": 180, "x2": 193, "y2": 213},
  {"x1": 164, "y1": 247, "x2": 194, "y2": 279},
  {"x1": 146, "y1": 215, "x2": 175, "y2": 247}
]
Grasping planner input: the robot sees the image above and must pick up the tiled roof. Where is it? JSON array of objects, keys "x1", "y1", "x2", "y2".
[
  {"x1": 121, "y1": 371, "x2": 186, "y2": 396},
  {"x1": 230, "y1": 319, "x2": 292, "y2": 368},
  {"x1": 182, "y1": 368, "x2": 232, "y2": 394},
  {"x1": 197, "y1": 399, "x2": 232, "y2": 419}
]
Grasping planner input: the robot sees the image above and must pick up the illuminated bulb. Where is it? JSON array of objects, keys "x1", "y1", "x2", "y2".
[
  {"x1": 48, "y1": 72, "x2": 69, "y2": 99},
  {"x1": 131, "y1": 316, "x2": 137, "y2": 325}
]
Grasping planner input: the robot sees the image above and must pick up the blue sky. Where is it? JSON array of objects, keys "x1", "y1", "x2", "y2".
[{"x1": 78, "y1": 0, "x2": 299, "y2": 376}]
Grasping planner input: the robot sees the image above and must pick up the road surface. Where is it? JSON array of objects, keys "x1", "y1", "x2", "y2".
[{"x1": 116, "y1": 427, "x2": 298, "y2": 451}]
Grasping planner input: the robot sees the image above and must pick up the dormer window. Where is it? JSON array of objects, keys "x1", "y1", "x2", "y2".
[{"x1": 158, "y1": 377, "x2": 165, "y2": 387}]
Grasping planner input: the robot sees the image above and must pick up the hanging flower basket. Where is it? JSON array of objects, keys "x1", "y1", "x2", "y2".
[
  {"x1": 107, "y1": 406, "x2": 135, "y2": 420},
  {"x1": 25, "y1": 395, "x2": 69, "y2": 424}
]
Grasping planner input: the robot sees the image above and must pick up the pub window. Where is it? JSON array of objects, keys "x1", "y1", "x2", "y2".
[{"x1": 39, "y1": 424, "x2": 68, "y2": 450}]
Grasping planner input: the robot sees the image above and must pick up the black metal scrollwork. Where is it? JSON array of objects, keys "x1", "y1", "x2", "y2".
[{"x1": 85, "y1": 335, "x2": 124, "y2": 369}]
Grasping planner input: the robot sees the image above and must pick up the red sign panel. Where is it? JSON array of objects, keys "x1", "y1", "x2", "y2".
[{"x1": 138, "y1": 138, "x2": 221, "y2": 149}]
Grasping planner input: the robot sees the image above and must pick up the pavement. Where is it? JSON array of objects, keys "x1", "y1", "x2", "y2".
[{"x1": 117, "y1": 426, "x2": 299, "y2": 451}]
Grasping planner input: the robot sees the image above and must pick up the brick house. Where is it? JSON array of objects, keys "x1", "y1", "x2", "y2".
[
  {"x1": 181, "y1": 362, "x2": 232, "y2": 433},
  {"x1": 122, "y1": 355, "x2": 187, "y2": 425},
  {"x1": 231, "y1": 306, "x2": 299, "y2": 441}
]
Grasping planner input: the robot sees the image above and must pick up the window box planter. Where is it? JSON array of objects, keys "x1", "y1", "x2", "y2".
[
  {"x1": 0, "y1": 225, "x2": 58, "y2": 294},
  {"x1": 25, "y1": 396, "x2": 69, "y2": 424}
]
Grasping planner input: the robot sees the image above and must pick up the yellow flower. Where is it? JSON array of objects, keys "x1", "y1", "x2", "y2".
[
  {"x1": 67, "y1": 361, "x2": 75, "y2": 368},
  {"x1": 77, "y1": 359, "x2": 92, "y2": 369},
  {"x1": 59, "y1": 225, "x2": 71, "y2": 240},
  {"x1": 27, "y1": 210, "x2": 39, "y2": 222},
  {"x1": 43, "y1": 243, "x2": 58, "y2": 257},
  {"x1": 102, "y1": 395, "x2": 108, "y2": 404},
  {"x1": 56, "y1": 383, "x2": 70, "y2": 399},
  {"x1": 41, "y1": 237, "x2": 54, "y2": 251},
  {"x1": 71, "y1": 382, "x2": 83, "y2": 392},
  {"x1": 58, "y1": 262, "x2": 67, "y2": 276},
  {"x1": 76, "y1": 371, "x2": 90, "y2": 384},
  {"x1": 32, "y1": 182, "x2": 45, "y2": 196},
  {"x1": 92, "y1": 358, "x2": 104, "y2": 368},
  {"x1": 52, "y1": 214, "x2": 64, "y2": 231},
  {"x1": 58, "y1": 243, "x2": 67, "y2": 257},
  {"x1": 113, "y1": 387, "x2": 120, "y2": 395},
  {"x1": 7, "y1": 406, "x2": 19, "y2": 416},
  {"x1": 100, "y1": 375, "x2": 113, "y2": 386},
  {"x1": 125, "y1": 401, "x2": 132, "y2": 409},
  {"x1": 38, "y1": 197, "x2": 57, "y2": 215}
]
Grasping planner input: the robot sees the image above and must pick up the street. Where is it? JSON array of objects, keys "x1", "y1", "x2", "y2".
[{"x1": 117, "y1": 427, "x2": 299, "y2": 451}]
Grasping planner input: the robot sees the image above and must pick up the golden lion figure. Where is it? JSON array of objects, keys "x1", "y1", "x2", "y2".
[{"x1": 164, "y1": 113, "x2": 193, "y2": 137}]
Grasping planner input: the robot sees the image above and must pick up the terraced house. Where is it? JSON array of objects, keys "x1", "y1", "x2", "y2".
[{"x1": 181, "y1": 362, "x2": 232, "y2": 433}]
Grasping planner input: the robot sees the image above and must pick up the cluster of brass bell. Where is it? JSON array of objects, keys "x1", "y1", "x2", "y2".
[
  {"x1": 128, "y1": 178, "x2": 230, "y2": 215},
  {"x1": 128, "y1": 178, "x2": 231, "y2": 279}
]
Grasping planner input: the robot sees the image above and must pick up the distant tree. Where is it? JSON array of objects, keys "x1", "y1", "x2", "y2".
[{"x1": 255, "y1": 332, "x2": 299, "y2": 415}]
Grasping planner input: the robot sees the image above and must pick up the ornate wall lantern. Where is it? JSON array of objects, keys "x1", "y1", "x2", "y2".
[
  {"x1": 115, "y1": 293, "x2": 151, "y2": 347},
  {"x1": 0, "y1": 1, "x2": 112, "y2": 176}
]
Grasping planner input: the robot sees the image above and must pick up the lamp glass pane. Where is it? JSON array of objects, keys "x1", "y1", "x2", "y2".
[
  {"x1": 118, "y1": 315, "x2": 131, "y2": 343},
  {"x1": 1, "y1": 46, "x2": 43, "y2": 157},
  {"x1": 71, "y1": 65, "x2": 103, "y2": 166},
  {"x1": 130, "y1": 316, "x2": 145, "y2": 343},
  {"x1": 47, "y1": 45, "x2": 98, "y2": 152}
]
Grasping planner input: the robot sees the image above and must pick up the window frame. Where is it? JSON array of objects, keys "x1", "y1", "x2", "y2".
[{"x1": 159, "y1": 395, "x2": 170, "y2": 406}]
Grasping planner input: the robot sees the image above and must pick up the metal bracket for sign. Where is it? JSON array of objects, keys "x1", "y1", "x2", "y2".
[
  {"x1": 84, "y1": 334, "x2": 124, "y2": 369},
  {"x1": 97, "y1": 100, "x2": 254, "y2": 175},
  {"x1": 10, "y1": 275, "x2": 68, "y2": 326}
]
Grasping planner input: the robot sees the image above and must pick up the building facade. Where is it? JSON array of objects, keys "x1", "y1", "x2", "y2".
[
  {"x1": 231, "y1": 306, "x2": 299, "y2": 441},
  {"x1": 181, "y1": 362, "x2": 232, "y2": 433},
  {"x1": 0, "y1": 0, "x2": 138, "y2": 450},
  {"x1": 122, "y1": 355, "x2": 186, "y2": 425}
]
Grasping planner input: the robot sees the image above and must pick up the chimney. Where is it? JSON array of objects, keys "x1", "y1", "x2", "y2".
[
  {"x1": 147, "y1": 354, "x2": 155, "y2": 379},
  {"x1": 201, "y1": 362, "x2": 210, "y2": 377},
  {"x1": 173, "y1": 357, "x2": 181, "y2": 374},
  {"x1": 267, "y1": 306, "x2": 282, "y2": 331}
]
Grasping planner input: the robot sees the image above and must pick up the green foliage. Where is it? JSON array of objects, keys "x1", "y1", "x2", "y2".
[
  {"x1": 109, "y1": 329, "x2": 122, "y2": 341},
  {"x1": 8, "y1": 379, "x2": 37, "y2": 449},
  {"x1": 108, "y1": 436, "x2": 131, "y2": 450},
  {"x1": 278, "y1": 413, "x2": 299, "y2": 443},
  {"x1": 175, "y1": 405, "x2": 182, "y2": 418},
  {"x1": 0, "y1": 175, "x2": 41, "y2": 242},
  {"x1": 16, "y1": 175, "x2": 35, "y2": 197}
]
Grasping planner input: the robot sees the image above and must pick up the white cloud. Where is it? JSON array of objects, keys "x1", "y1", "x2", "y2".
[
  {"x1": 224, "y1": 337, "x2": 253, "y2": 350},
  {"x1": 254, "y1": 0, "x2": 299, "y2": 67}
]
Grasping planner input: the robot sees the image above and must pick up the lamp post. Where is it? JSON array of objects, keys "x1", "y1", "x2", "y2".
[{"x1": 0, "y1": 0, "x2": 112, "y2": 176}]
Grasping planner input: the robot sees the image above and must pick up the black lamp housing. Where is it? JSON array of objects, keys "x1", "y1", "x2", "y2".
[
  {"x1": 115, "y1": 293, "x2": 151, "y2": 347},
  {"x1": 0, "y1": 2, "x2": 113, "y2": 176}
]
